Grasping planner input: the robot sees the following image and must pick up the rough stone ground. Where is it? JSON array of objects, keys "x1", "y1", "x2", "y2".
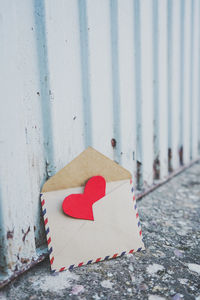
[{"x1": 0, "y1": 162, "x2": 200, "y2": 300}]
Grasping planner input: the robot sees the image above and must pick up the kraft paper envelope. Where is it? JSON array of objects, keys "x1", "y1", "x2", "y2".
[{"x1": 41, "y1": 147, "x2": 145, "y2": 272}]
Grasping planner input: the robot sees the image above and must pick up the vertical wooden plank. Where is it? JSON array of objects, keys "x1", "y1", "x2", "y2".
[
  {"x1": 0, "y1": 1, "x2": 37, "y2": 272},
  {"x1": 198, "y1": 2, "x2": 200, "y2": 154},
  {"x1": 86, "y1": 0, "x2": 113, "y2": 159},
  {"x1": 22, "y1": 0, "x2": 50, "y2": 248},
  {"x1": 167, "y1": 0, "x2": 172, "y2": 171},
  {"x1": 157, "y1": 0, "x2": 168, "y2": 179},
  {"x1": 179, "y1": 0, "x2": 185, "y2": 165},
  {"x1": 171, "y1": 0, "x2": 181, "y2": 170},
  {"x1": 34, "y1": 0, "x2": 55, "y2": 179},
  {"x1": 191, "y1": 0, "x2": 199, "y2": 159},
  {"x1": 189, "y1": 0, "x2": 194, "y2": 160},
  {"x1": 133, "y1": 0, "x2": 143, "y2": 188},
  {"x1": 78, "y1": 0, "x2": 92, "y2": 149},
  {"x1": 43, "y1": 0, "x2": 85, "y2": 172},
  {"x1": 140, "y1": 0, "x2": 154, "y2": 187},
  {"x1": 117, "y1": 0, "x2": 136, "y2": 180},
  {"x1": 110, "y1": 0, "x2": 121, "y2": 163},
  {"x1": 182, "y1": 0, "x2": 192, "y2": 164},
  {"x1": 153, "y1": 0, "x2": 159, "y2": 180}
]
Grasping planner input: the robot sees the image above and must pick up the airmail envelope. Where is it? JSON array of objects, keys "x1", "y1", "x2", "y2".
[{"x1": 41, "y1": 147, "x2": 145, "y2": 272}]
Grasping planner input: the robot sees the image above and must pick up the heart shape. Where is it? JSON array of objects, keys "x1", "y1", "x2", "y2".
[{"x1": 62, "y1": 176, "x2": 106, "y2": 220}]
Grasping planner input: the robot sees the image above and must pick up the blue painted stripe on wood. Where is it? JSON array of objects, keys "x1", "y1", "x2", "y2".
[
  {"x1": 78, "y1": 0, "x2": 92, "y2": 148},
  {"x1": 33, "y1": 0, "x2": 55, "y2": 177},
  {"x1": 153, "y1": 0, "x2": 159, "y2": 162},
  {"x1": 42, "y1": 208, "x2": 46, "y2": 216},
  {"x1": 198, "y1": 0, "x2": 200, "y2": 149},
  {"x1": 110, "y1": 0, "x2": 121, "y2": 164},
  {"x1": 189, "y1": 0, "x2": 194, "y2": 160},
  {"x1": 49, "y1": 247, "x2": 53, "y2": 254},
  {"x1": 167, "y1": 0, "x2": 172, "y2": 153},
  {"x1": 134, "y1": 0, "x2": 143, "y2": 188},
  {"x1": 45, "y1": 227, "x2": 49, "y2": 235},
  {"x1": 120, "y1": 251, "x2": 126, "y2": 256},
  {"x1": 179, "y1": 0, "x2": 185, "y2": 155}
]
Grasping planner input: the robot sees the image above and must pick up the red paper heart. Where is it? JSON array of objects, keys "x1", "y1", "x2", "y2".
[{"x1": 62, "y1": 176, "x2": 106, "y2": 220}]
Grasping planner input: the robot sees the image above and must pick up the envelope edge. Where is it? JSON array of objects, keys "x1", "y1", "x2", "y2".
[{"x1": 41, "y1": 179, "x2": 145, "y2": 273}]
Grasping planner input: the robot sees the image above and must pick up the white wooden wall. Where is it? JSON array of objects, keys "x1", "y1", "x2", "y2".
[{"x1": 0, "y1": 0, "x2": 200, "y2": 284}]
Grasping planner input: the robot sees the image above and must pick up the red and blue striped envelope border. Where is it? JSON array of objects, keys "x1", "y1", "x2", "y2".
[{"x1": 40, "y1": 178, "x2": 144, "y2": 273}]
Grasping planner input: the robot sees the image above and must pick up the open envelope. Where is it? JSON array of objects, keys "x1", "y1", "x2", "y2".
[{"x1": 41, "y1": 147, "x2": 145, "y2": 272}]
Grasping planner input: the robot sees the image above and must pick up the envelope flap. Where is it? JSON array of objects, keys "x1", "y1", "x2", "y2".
[{"x1": 42, "y1": 147, "x2": 131, "y2": 192}]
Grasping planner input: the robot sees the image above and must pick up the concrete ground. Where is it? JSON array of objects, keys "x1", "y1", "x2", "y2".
[{"x1": 0, "y1": 162, "x2": 200, "y2": 300}]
